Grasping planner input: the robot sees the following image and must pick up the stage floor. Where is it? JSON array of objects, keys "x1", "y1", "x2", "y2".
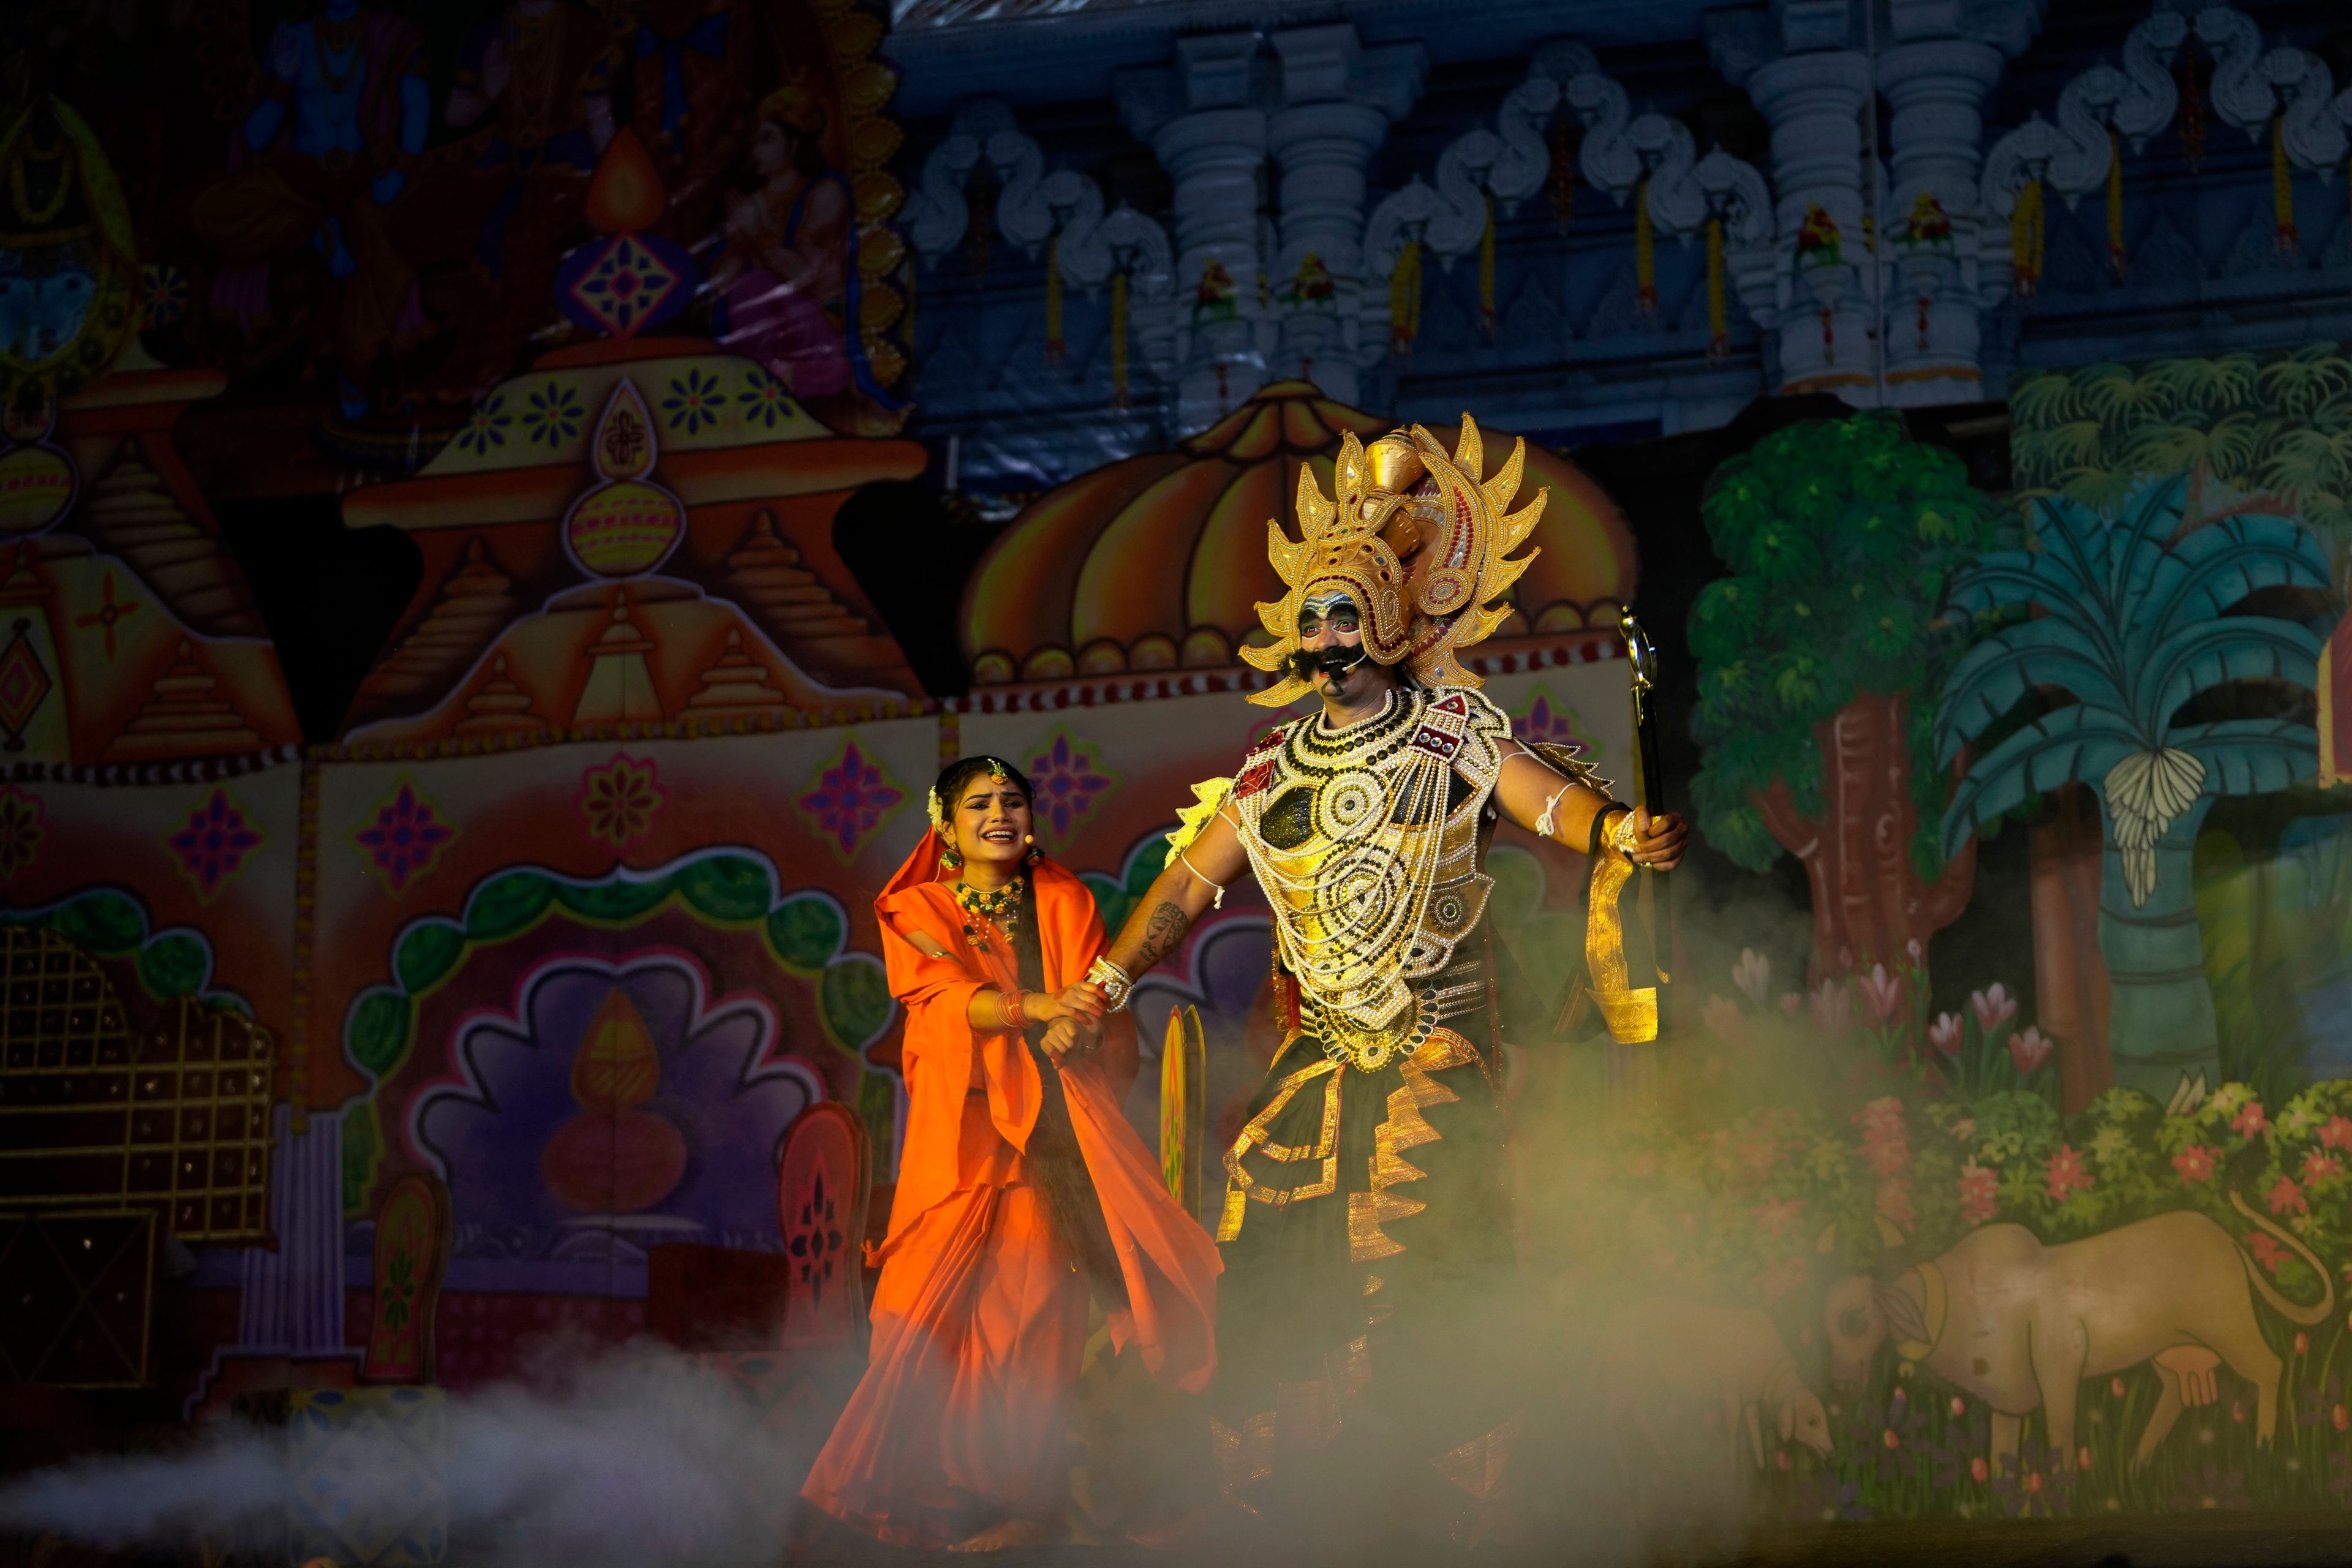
[{"x1": 780, "y1": 1514, "x2": 2352, "y2": 1568}]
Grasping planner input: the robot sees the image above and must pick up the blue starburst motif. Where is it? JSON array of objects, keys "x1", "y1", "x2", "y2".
[
  {"x1": 140, "y1": 263, "x2": 189, "y2": 328},
  {"x1": 737, "y1": 369, "x2": 796, "y2": 430},
  {"x1": 520, "y1": 381, "x2": 584, "y2": 448},
  {"x1": 454, "y1": 393, "x2": 511, "y2": 455},
  {"x1": 662, "y1": 369, "x2": 724, "y2": 435}
]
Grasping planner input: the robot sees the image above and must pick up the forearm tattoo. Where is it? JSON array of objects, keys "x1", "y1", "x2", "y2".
[{"x1": 1128, "y1": 900, "x2": 1193, "y2": 974}]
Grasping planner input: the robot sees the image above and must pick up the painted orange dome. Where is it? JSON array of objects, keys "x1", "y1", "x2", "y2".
[{"x1": 960, "y1": 380, "x2": 1640, "y2": 686}]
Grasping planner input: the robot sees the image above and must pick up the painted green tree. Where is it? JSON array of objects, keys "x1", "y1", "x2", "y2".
[
  {"x1": 2010, "y1": 342, "x2": 2352, "y2": 542},
  {"x1": 1690, "y1": 412, "x2": 2009, "y2": 986},
  {"x1": 1934, "y1": 473, "x2": 2328, "y2": 1102}
]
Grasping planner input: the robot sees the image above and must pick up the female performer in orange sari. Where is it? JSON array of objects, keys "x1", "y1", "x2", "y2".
[{"x1": 801, "y1": 756, "x2": 1221, "y2": 1550}]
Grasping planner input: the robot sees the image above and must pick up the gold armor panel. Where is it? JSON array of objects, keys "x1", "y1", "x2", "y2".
[{"x1": 1231, "y1": 686, "x2": 1513, "y2": 1070}]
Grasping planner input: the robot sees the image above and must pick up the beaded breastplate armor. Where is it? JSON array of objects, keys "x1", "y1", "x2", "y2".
[{"x1": 1232, "y1": 685, "x2": 1513, "y2": 1071}]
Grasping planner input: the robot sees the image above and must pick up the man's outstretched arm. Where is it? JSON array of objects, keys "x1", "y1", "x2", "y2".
[
  {"x1": 1492, "y1": 742, "x2": 1689, "y2": 868},
  {"x1": 1068, "y1": 807, "x2": 1250, "y2": 1012}
]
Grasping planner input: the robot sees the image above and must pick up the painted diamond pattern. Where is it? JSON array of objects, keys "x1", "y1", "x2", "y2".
[
  {"x1": 168, "y1": 789, "x2": 263, "y2": 897},
  {"x1": 354, "y1": 783, "x2": 456, "y2": 895},
  {"x1": 1027, "y1": 729, "x2": 1114, "y2": 841},
  {"x1": 566, "y1": 234, "x2": 685, "y2": 340},
  {"x1": 0, "y1": 624, "x2": 51, "y2": 745},
  {"x1": 797, "y1": 740, "x2": 905, "y2": 860}
]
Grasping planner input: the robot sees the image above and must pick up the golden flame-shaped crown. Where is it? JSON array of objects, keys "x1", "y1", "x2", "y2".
[{"x1": 1240, "y1": 413, "x2": 1545, "y2": 706}]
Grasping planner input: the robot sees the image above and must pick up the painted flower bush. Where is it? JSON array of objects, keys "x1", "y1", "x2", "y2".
[{"x1": 1569, "y1": 944, "x2": 2352, "y2": 1524}]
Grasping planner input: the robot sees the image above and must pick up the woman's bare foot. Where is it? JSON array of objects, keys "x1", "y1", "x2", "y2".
[{"x1": 946, "y1": 1516, "x2": 1061, "y2": 1553}]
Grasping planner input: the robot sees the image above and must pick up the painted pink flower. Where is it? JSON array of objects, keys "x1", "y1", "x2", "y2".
[
  {"x1": 2268, "y1": 1176, "x2": 2309, "y2": 1216},
  {"x1": 1906, "y1": 938, "x2": 1924, "y2": 965},
  {"x1": 2172, "y1": 1144, "x2": 2218, "y2": 1185},
  {"x1": 2248, "y1": 1233, "x2": 2288, "y2": 1275},
  {"x1": 2321, "y1": 1116, "x2": 2352, "y2": 1153},
  {"x1": 1703, "y1": 993, "x2": 1747, "y2": 1044},
  {"x1": 1958, "y1": 1159, "x2": 1999, "y2": 1224},
  {"x1": 2045, "y1": 1144, "x2": 2094, "y2": 1202},
  {"x1": 2009, "y1": 1026, "x2": 2056, "y2": 1076},
  {"x1": 1732, "y1": 948, "x2": 1772, "y2": 1005},
  {"x1": 1855, "y1": 1096, "x2": 1907, "y2": 1135},
  {"x1": 1858, "y1": 963, "x2": 1903, "y2": 1025},
  {"x1": 1969, "y1": 982, "x2": 2018, "y2": 1036},
  {"x1": 2232, "y1": 1100, "x2": 2271, "y2": 1140},
  {"x1": 1753, "y1": 1197, "x2": 1805, "y2": 1237},
  {"x1": 1926, "y1": 1011, "x2": 1964, "y2": 1059},
  {"x1": 1809, "y1": 979, "x2": 1854, "y2": 1039},
  {"x1": 2304, "y1": 1152, "x2": 2342, "y2": 1185}
]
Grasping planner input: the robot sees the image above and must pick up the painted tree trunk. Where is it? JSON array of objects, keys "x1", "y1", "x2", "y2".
[
  {"x1": 2032, "y1": 782, "x2": 2111, "y2": 1113},
  {"x1": 2098, "y1": 795, "x2": 2222, "y2": 1102},
  {"x1": 1752, "y1": 690, "x2": 1977, "y2": 990}
]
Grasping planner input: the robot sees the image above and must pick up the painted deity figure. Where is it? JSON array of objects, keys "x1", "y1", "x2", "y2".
[
  {"x1": 189, "y1": 0, "x2": 429, "y2": 417},
  {"x1": 1071, "y1": 420, "x2": 1689, "y2": 1543},
  {"x1": 707, "y1": 82, "x2": 896, "y2": 434},
  {"x1": 801, "y1": 756, "x2": 1219, "y2": 1550},
  {"x1": 437, "y1": 0, "x2": 613, "y2": 380}
]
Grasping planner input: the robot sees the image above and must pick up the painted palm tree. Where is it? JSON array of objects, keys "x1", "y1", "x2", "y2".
[{"x1": 1934, "y1": 473, "x2": 2329, "y2": 1102}]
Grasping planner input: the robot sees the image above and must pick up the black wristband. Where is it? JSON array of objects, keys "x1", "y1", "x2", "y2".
[{"x1": 1588, "y1": 804, "x2": 1631, "y2": 859}]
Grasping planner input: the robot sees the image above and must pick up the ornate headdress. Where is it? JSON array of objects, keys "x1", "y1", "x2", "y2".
[{"x1": 1240, "y1": 414, "x2": 1544, "y2": 706}]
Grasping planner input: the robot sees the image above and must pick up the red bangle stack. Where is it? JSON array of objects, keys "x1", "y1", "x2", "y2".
[{"x1": 1000, "y1": 989, "x2": 1027, "y2": 1030}]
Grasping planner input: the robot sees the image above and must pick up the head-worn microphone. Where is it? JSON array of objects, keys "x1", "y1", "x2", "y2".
[{"x1": 1287, "y1": 644, "x2": 1368, "y2": 681}]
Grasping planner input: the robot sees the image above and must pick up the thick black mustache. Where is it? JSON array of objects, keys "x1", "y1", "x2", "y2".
[{"x1": 1287, "y1": 645, "x2": 1368, "y2": 681}]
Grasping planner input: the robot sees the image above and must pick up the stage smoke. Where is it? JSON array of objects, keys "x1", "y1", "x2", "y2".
[{"x1": 0, "y1": 1341, "x2": 845, "y2": 1568}]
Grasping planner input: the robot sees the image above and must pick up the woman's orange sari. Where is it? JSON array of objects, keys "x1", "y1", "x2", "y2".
[{"x1": 800, "y1": 834, "x2": 1220, "y2": 1546}]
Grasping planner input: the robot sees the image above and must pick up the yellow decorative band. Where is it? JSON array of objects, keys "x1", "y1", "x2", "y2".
[
  {"x1": 1582, "y1": 835, "x2": 1659, "y2": 1045},
  {"x1": 1591, "y1": 986, "x2": 1657, "y2": 1044}
]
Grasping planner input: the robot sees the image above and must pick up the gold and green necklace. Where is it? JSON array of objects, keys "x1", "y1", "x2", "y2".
[{"x1": 954, "y1": 876, "x2": 1024, "y2": 951}]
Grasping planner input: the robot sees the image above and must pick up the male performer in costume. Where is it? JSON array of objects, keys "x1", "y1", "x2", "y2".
[{"x1": 1069, "y1": 418, "x2": 1687, "y2": 1539}]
